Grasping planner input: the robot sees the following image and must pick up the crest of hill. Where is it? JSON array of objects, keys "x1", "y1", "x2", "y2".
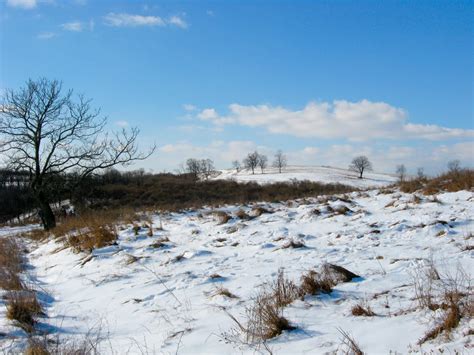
[{"x1": 214, "y1": 165, "x2": 397, "y2": 188}]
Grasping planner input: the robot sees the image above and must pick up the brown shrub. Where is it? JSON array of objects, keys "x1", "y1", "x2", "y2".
[
  {"x1": 213, "y1": 211, "x2": 232, "y2": 225},
  {"x1": 271, "y1": 269, "x2": 300, "y2": 308},
  {"x1": 351, "y1": 301, "x2": 375, "y2": 317},
  {"x1": 299, "y1": 270, "x2": 334, "y2": 297},
  {"x1": 0, "y1": 238, "x2": 24, "y2": 290},
  {"x1": 235, "y1": 209, "x2": 252, "y2": 220},
  {"x1": 245, "y1": 289, "x2": 295, "y2": 341},
  {"x1": 281, "y1": 239, "x2": 306, "y2": 249},
  {"x1": 66, "y1": 225, "x2": 117, "y2": 253},
  {"x1": 6, "y1": 291, "x2": 43, "y2": 333}
]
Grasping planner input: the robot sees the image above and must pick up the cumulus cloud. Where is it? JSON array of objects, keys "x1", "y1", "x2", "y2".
[
  {"x1": 103, "y1": 13, "x2": 188, "y2": 29},
  {"x1": 7, "y1": 0, "x2": 36, "y2": 9},
  {"x1": 36, "y1": 31, "x2": 56, "y2": 40},
  {"x1": 61, "y1": 21, "x2": 84, "y2": 32},
  {"x1": 168, "y1": 15, "x2": 188, "y2": 29},
  {"x1": 196, "y1": 100, "x2": 473, "y2": 141},
  {"x1": 104, "y1": 13, "x2": 166, "y2": 27}
]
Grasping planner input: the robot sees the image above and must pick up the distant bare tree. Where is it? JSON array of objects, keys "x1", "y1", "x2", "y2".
[
  {"x1": 186, "y1": 158, "x2": 202, "y2": 180},
  {"x1": 0, "y1": 78, "x2": 154, "y2": 230},
  {"x1": 273, "y1": 150, "x2": 287, "y2": 173},
  {"x1": 417, "y1": 167, "x2": 425, "y2": 180},
  {"x1": 349, "y1": 156, "x2": 372, "y2": 179},
  {"x1": 396, "y1": 164, "x2": 407, "y2": 183},
  {"x1": 447, "y1": 160, "x2": 461, "y2": 173},
  {"x1": 243, "y1": 151, "x2": 259, "y2": 174},
  {"x1": 257, "y1": 154, "x2": 268, "y2": 174},
  {"x1": 200, "y1": 158, "x2": 215, "y2": 180},
  {"x1": 232, "y1": 160, "x2": 241, "y2": 173}
]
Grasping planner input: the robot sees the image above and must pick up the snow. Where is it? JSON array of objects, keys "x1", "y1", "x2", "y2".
[
  {"x1": 213, "y1": 165, "x2": 397, "y2": 188},
  {"x1": 1, "y1": 189, "x2": 473, "y2": 354}
]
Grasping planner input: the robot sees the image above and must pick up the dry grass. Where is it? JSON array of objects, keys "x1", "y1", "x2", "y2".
[
  {"x1": 235, "y1": 209, "x2": 252, "y2": 220},
  {"x1": 251, "y1": 206, "x2": 272, "y2": 217},
  {"x1": 0, "y1": 237, "x2": 24, "y2": 290},
  {"x1": 66, "y1": 224, "x2": 117, "y2": 253},
  {"x1": 413, "y1": 262, "x2": 472, "y2": 344},
  {"x1": 5, "y1": 291, "x2": 43, "y2": 333},
  {"x1": 338, "y1": 328, "x2": 364, "y2": 355},
  {"x1": 400, "y1": 169, "x2": 473, "y2": 194},
  {"x1": 213, "y1": 211, "x2": 232, "y2": 225},
  {"x1": 213, "y1": 286, "x2": 238, "y2": 299},
  {"x1": 281, "y1": 239, "x2": 306, "y2": 249},
  {"x1": 48, "y1": 209, "x2": 138, "y2": 253},
  {"x1": 299, "y1": 270, "x2": 334, "y2": 297},
  {"x1": 351, "y1": 301, "x2": 375, "y2": 317}
]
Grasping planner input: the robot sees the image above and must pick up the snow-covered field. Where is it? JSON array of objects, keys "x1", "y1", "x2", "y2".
[
  {"x1": 214, "y1": 165, "x2": 397, "y2": 188},
  {"x1": 1, "y1": 189, "x2": 473, "y2": 354}
]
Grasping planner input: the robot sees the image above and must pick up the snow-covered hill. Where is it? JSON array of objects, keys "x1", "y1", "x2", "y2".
[
  {"x1": 1, "y1": 188, "x2": 472, "y2": 354},
  {"x1": 214, "y1": 165, "x2": 397, "y2": 188}
]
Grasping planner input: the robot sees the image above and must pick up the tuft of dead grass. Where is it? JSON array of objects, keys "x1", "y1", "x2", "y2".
[
  {"x1": 5, "y1": 291, "x2": 43, "y2": 333},
  {"x1": 213, "y1": 211, "x2": 232, "y2": 225},
  {"x1": 299, "y1": 270, "x2": 334, "y2": 297},
  {"x1": 0, "y1": 237, "x2": 24, "y2": 290},
  {"x1": 413, "y1": 261, "x2": 472, "y2": 344},
  {"x1": 338, "y1": 328, "x2": 364, "y2": 355},
  {"x1": 213, "y1": 286, "x2": 238, "y2": 299},
  {"x1": 351, "y1": 301, "x2": 376, "y2": 317},
  {"x1": 281, "y1": 239, "x2": 306, "y2": 249}
]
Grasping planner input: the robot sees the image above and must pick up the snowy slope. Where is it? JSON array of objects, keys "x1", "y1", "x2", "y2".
[
  {"x1": 1, "y1": 189, "x2": 473, "y2": 354},
  {"x1": 214, "y1": 165, "x2": 397, "y2": 188}
]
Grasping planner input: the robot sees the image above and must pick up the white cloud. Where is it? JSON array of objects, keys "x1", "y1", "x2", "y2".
[
  {"x1": 196, "y1": 100, "x2": 473, "y2": 141},
  {"x1": 103, "y1": 12, "x2": 189, "y2": 29},
  {"x1": 183, "y1": 104, "x2": 197, "y2": 112},
  {"x1": 115, "y1": 120, "x2": 129, "y2": 128},
  {"x1": 168, "y1": 15, "x2": 188, "y2": 29},
  {"x1": 61, "y1": 21, "x2": 83, "y2": 32},
  {"x1": 104, "y1": 13, "x2": 166, "y2": 27},
  {"x1": 36, "y1": 31, "x2": 56, "y2": 40},
  {"x1": 7, "y1": 0, "x2": 36, "y2": 9}
]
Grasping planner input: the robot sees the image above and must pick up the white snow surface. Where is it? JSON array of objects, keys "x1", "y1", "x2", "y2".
[
  {"x1": 1, "y1": 189, "x2": 473, "y2": 354},
  {"x1": 213, "y1": 165, "x2": 397, "y2": 188}
]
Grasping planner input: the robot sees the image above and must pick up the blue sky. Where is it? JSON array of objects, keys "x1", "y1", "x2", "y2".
[{"x1": 1, "y1": 0, "x2": 473, "y2": 174}]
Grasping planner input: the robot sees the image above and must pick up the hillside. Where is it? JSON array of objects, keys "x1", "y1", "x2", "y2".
[
  {"x1": 214, "y1": 165, "x2": 397, "y2": 188},
  {"x1": 1, "y1": 188, "x2": 472, "y2": 354}
]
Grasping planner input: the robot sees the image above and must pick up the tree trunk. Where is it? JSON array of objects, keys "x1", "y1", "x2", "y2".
[
  {"x1": 36, "y1": 191, "x2": 56, "y2": 230},
  {"x1": 359, "y1": 169, "x2": 364, "y2": 179}
]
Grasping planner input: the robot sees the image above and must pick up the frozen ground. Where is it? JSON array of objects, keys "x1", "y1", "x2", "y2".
[
  {"x1": 214, "y1": 165, "x2": 397, "y2": 188},
  {"x1": 0, "y1": 189, "x2": 473, "y2": 354}
]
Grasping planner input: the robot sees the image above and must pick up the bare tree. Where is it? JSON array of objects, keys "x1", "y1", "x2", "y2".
[
  {"x1": 243, "y1": 151, "x2": 259, "y2": 174},
  {"x1": 200, "y1": 158, "x2": 215, "y2": 180},
  {"x1": 257, "y1": 153, "x2": 268, "y2": 174},
  {"x1": 273, "y1": 150, "x2": 287, "y2": 173},
  {"x1": 417, "y1": 167, "x2": 425, "y2": 180},
  {"x1": 0, "y1": 78, "x2": 154, "y2": 229},
  {"x1": 396, "y1": 164, "x2": 407, "y2": 183},
  {"x1": 447, "y1": 160, "x2": 461, "y2": 173},
  {"x1": 185, "y1": 158, "x2": 201, "y2": 180},
  {"x1": 232, "y1": 160, "x2": 241, "y2": 173},
  {"x1": 349, "y1": 156, "x2": 372, "y2": 179}
]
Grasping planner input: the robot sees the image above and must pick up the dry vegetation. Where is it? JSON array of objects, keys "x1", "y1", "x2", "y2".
[
  {"x1": 226, "y1": 265, "x2": 360, "y2": 345},
  {"x1": 400, "y1": 169, "x2": 474, "y2": 194},
  {"x1": 412, "y1": 262, "x2": 472, "y2": 345},
  {"x1": 0, "y1": 237, "x2": 24, "y2": 290},
  {"x1": 0, "y1": 237, "x2": 44, "y2": 335}
]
